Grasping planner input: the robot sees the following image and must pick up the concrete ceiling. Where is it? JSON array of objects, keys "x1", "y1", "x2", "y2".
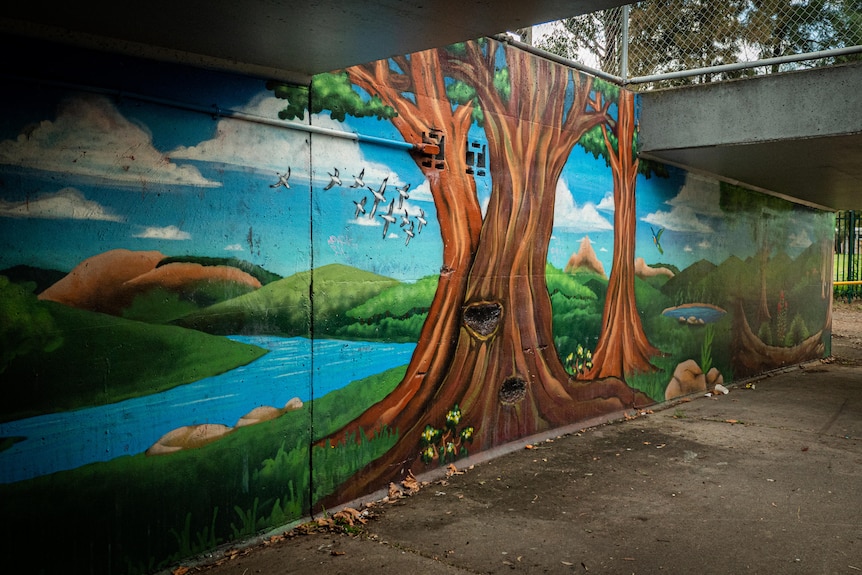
[
  {"x1": 638, "y1": 61, "x2": 862, "y2": 211},
  {"x1": 0, "y1": 1, "x2": 628, "y2": 83},
  {"x1": 1, "y1": 0, "x2": 859, "y2": 210}
]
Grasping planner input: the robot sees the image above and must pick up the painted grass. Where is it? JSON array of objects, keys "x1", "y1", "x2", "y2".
[
  {"x1": 0, "y1": 365, "x2": 406, "y2": 575},
  {"x1": 2, "y1": 301, "x2": 268, "y2": 422}
]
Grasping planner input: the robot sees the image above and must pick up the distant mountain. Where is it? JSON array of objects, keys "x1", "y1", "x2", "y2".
[
  {"x1": 0, "y1": 264, "x2": 67, "y2": 294},
  {"x1": 565, "y1": 236, "x2": 607, "y2": 278},
  {"x1": 660, "y1": 258, "x2": 719, "y2": 301},
  {"x1": 175, "y1": 264, "x2": 399, "y2": 337},
  {"x1": 37, "y1": 249, "x2": 263, "y2": 317},
  {"x1": 157, "y1": 256, "x2": 282, "y2": 285}
]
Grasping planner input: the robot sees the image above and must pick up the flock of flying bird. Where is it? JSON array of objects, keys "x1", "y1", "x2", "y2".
[{"x1": 270, "y1": 167, "x2": 429, "y2": 246}]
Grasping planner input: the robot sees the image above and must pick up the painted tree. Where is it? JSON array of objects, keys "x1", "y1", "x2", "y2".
[
  {"x1": 576, "y1": 85, "x2": 661, "y2": 379},
  {"x1": 272, "y1": 39, "x2": 649, "y2": 506}
]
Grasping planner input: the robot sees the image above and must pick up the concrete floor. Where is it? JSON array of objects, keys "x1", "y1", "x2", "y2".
[{"x1": 176, "y1": 311, "x2": 862, "y2": 575}]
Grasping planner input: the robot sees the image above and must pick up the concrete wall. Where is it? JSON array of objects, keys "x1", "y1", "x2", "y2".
[{"x1": 0, "y1": 34, "x2": 833, "y2": 573}]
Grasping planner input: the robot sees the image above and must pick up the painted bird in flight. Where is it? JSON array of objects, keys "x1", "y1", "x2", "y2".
[
  {"x1": 270, "y1": 167, "x2": 291, "y2": 189},
  {"x1": 350, "y1": 168, "x2": 365, "y2": 188},
  {"x1": 323, "y1": 167, "x2": 342, "y2": 190},
  {"x1": 353, "y1": 196, "x2": 367, "y2": 219},
  {"x1": 650, "y1": 226, "x2": 665, "y2": 255}
]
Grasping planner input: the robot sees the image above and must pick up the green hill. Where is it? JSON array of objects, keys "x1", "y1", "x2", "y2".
[
  {"x1": 2, "y1": 301, "x2": 267, "y2": 422},
  {"x1": 175, "y1": 264, "x2": 398, "y2": 337},
  {"x1": 0, "y1": 264, "x2": 67, "y2": 294}
]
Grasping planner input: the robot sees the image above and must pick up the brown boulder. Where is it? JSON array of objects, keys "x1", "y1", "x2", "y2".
[
  {"x1": 664, "y1": 359, "x2": 707, "y2": 401},
  {"x1": 145, "y1": 423, "x2": 233, "y2": 456}
]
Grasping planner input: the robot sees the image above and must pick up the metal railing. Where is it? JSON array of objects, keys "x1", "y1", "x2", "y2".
[
  {"x1": 834, "y1": 210, "x2": 862, "y2": 301},
  {"x1": 531, "y1": 1, "x2": 862, "y2": 89}
]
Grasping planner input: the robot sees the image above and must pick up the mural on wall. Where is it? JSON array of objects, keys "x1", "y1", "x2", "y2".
[{"x1": 0, "y1": 35, "x2": 833, "y2": 574}]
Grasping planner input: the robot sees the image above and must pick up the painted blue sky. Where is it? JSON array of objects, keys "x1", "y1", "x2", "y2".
[{"x1": 0, "y1": 61, "x2": 828, "y2": 284}]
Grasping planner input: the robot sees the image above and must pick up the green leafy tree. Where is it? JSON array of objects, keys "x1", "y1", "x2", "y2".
[{"x1": 0, "y1": 277, "x2": 62, "y2": 373}]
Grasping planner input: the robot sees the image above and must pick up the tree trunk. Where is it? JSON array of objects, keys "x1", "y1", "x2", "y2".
[
  {"x1": 587, "y1": 90, "x2": 660, "y2": 379},
  {"x1": 316, "y1": 41, "x2": 649, "y2": 508}
]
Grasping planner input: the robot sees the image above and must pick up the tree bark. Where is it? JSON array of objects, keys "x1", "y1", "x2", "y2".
[
  {"x1": 587, "y1": 89, "x2": 661, "y2": 379},
  {"x1": 317, "y1": 41, "x2": 649, "y2": 508}
]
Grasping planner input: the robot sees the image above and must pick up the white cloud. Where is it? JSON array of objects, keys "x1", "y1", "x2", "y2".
[
  {"x1": 684, "y1": 245, "x2": 693, "y2": 253},
  {"x1": 642, "y1": 206, "x2": 714, "y2": 233},
  {"x1": 0, "y1": 187, "x2": 122, "y2": 221},
  {"x1": 596, "y1": 192, "x2": 615, "y2": 212},
  {"x1": 409, "y1": 180, "x2": 433, "y2": 203},
  {"x1": 697, "y1": 239, "x2": 712, "y2": 249},
  {"x1": 224, "y1": 244, "x2": 244, "y2": 251},
  {"x1": 134, "y1": 225, "x2": 191, "y2": 240},
  {"x1": 599, "y1": 247, "x2": 608, "y2": 252},
  {"x1": 169, "y1": 93, "x2": 418, "y2": 192},
  {"x1": 667, "y1": 172, "x2": 723, "y2": 217},
  {"x1": 350, "y1": 214, "x2": 381, "y2": 227},
  {"x1": 0, "y1": 94, "x2": 217, "y2": 188},
  {"x1": 554, "y1": 179, "x2": 613, "y2": 231}
]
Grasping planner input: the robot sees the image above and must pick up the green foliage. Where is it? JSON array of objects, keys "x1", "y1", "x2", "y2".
[
  {"x1": 758, "y1": 321, "x2": 774, "y2": 346},
  {"x1": 313, "y1": 427, "x2": 398, "y2": 502},
  {"x1": 785, "y1": 313, "x2": 811, "y2": 346},
  {"x1": 346, "y1": 275, "x2": 437, "y2": 320},
  {"x1": 169, "y1": 508, "x2": 220, "y2": 561},
  {"x1": 548, "y1": 265, "x2": 604, "y2": 359},
  {"x1": 267, "y1": 72, "x2": 397, "y2": 123},
  {"x1": 336, "y1": 313, "x2": 427, "y2": 342},
  {"x1": 563, "y1": 343, "x2": 593, "y2": 376},
  {"x1": 700, "y1": 324, "x2": 715, "y2": 375},
  {"x1": 446, "y1": 80, "x2": 484, "y2": 124},
  {"x1": 493, "y1": 67, "x2": 511, "y2": 102},
  {"x1": 419, "y1": 404, "x2": 474, "y2": 465},
  {"x1": 0, "y1": 276, "x2": 63, "y2": 374}
]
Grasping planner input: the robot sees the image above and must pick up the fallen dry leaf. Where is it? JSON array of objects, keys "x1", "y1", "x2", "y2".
[
  {"x1": 725, "y1": 419, "x2": 739, "y2": 424},
  {"x1": 402, "y1": 471, "x2": 421, "y2": 494},
  {"x1": 172, "y1": 567, "x2": 190, "y2": 575},
  {"x1": 330, "y1": 550, "x2": 346, "y2": 556}
]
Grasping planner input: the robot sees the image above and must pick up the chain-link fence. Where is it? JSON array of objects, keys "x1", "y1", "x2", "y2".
[
  {"x1": 531, "y1": 1, "x2": 862, "y2": 89},
  {"x1": 835, "y1": 210, "x2": 862, "y2": 301}
]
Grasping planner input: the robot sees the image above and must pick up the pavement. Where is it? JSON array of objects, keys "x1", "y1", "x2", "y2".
[{"x1": 176, "y1": 336, "x2": 862, "y2": 575}]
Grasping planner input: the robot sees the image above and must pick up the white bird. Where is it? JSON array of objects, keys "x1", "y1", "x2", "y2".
[
  {"x1": 350, "y1": 168, "x2": 365, "y2": 188},
  {"x1": 396, "y1": 183, "x2": 411, "y2": 209},
  {"x1": 270, "y1": 167, "x2": 291, "y2": 189},
  {"x1": 353, "y1": 196, "x2": 367, "y2": 219},
  {"x1": 380, "y1": 199, "x2": 397, "y2": 238},
  {"x1": 404, "y1": 220, "x2": 415, "y2": 246},
  {"x1": 399, "y1": 209, "x2": 411, "y2": 228},
  {"x1": 367, "y1": 178, "x2": 388, "y2": 219},
  {"x1": 323, "y1": 167, "x2": 342, "y2": 190},
  {"x1": 416, "y1": 208, "x2": 427, "y2": 233}
]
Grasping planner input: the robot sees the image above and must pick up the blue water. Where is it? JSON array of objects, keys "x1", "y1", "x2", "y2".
[
  {"x1": 662, "y1": 305, "x2": 727, "y2": 324},
  {"x1": 0, "y1": 337, "x2": 416, "y2": 484}
]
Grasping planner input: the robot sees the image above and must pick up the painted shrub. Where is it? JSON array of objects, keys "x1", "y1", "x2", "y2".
[{"x1": 0, "y1": 35, "x2": 832, "y2": 573}]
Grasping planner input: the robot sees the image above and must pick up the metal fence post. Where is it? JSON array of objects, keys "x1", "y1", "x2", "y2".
[
  {"x1": 850, "y1": 211, "x2": 857, "y2": 302},
  {"x1": 620, "y1": 4, "x2": 630, "y2": 83}
]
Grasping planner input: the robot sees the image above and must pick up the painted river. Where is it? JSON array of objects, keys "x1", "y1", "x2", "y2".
[{"x1": 0, "y1": 336, "x2": 416, "y2": 484}]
